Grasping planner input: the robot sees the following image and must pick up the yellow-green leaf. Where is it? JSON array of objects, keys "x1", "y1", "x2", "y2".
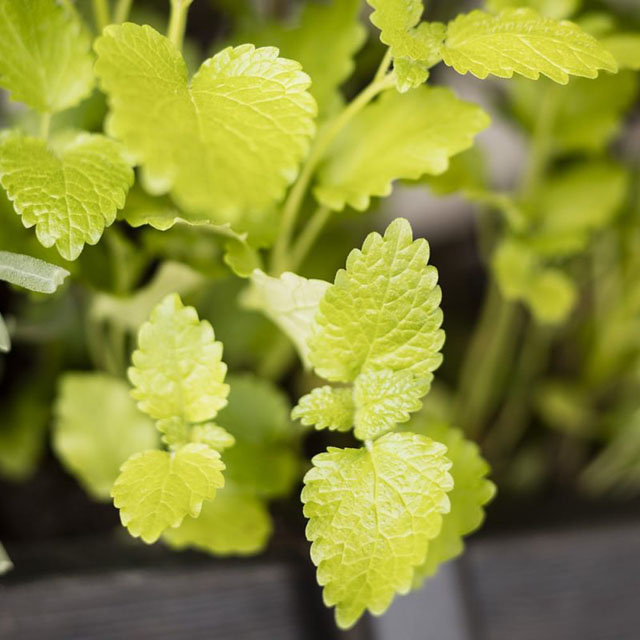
[{"x1": 292, "y1": 386, "x2": 355, "y2": 432}]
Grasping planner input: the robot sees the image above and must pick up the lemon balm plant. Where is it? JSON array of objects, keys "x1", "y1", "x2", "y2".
[{"x1": 0, "y1": 0, "x2": 637, "y2": 630}]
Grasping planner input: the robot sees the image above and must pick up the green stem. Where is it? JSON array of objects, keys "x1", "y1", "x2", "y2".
[
  {"x1": 40, "y1": 112, "x2": 51, "y2": 140},
  {"x1": 270, "y1": 73, "x2": 395, "y2": 275},
  {"x1": 289, "y1": 205, "x2": 331, "y2": 272},
  {"x1": 168, "y1": 0, "x2": 193, "y2": 50},
  {"x1": 374, "y1": 48, "x2": 394, "y2": 83},
  {"x1": 520, "y1": 84, "x2": 560, "y2": 205},
  {"x1": 92, "y1": 0, "x2": 110, "y2": 31},
  {"x1": 114, "y1": 0, "x2": 134, "y2": 23},
  {"x1": 484, "y1": 322, "x2": 551, "y2": 460},
  {"x1": 455, "y1": 284, "x2": 521, "y2": 439}
]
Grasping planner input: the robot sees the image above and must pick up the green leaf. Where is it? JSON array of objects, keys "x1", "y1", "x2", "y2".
[
  {"x1": 53, "y1": 373, "x2": 159, "y2": 500},
  {"x1": 302, "y1": 431, "x2": 453, "y2": 629},
  {"x1": 0, "y1": 542, "x2": 12, "y2": 575},
  {"x1": 0, "y1": 0, "x2": 94, "y2": 113},
  {"x1": 163, "y1": 485, "x2": 272, "y2": 556},
  {"x1": 442, "y1": 9, "x2": 617, "y2": 83},
  {"x1": 529, "y1": 161, "x2": 628, "y2": 257},
  {"x1": 366, "y1": 1, "x2": 446, "y2": 65},
  {"x1": 602, "y1": 33, "x2": 640, "y2": 71},
  {"x1": 401, "y1": 420, "x2": 495, "y2": 584},
  {"x1": 509, "y1": 72, "x2": 638, "y2": 153},
  {"x1": 90, "y1": 261, "x2": 206, "y2": 333},
  {"x1": 492, "y1": 238, "x2": 577, "y2": 324},
  {"x1": 191, "y1": 423, "x2": 236, "y2": 451},
  {"x1": 393, "y1": 57, "x2": 431, "y2": 93},
  {"x1": 242, "y1": 270, "x2": 330, "y2": 368},
  {"x1": 0, "y1": 132, "x2": 134, "y2": 260},
  {"x1": 233, "y1": 0, "x2": 365, "y2": 117},
  {"x1": 353, "y1": 370, "x2": 430, "y2": 440},
  {"x1": 0, "y1": 250, "x2": 69, "y2": 293},
  {"x1": 95, "y1": 25, "x2": 316, "y2": 222},
  {"x1": 112, "y1": 443, "x2": 225, "y2": 544},
  {"x1": 216, "y1": 374, "x2": 301, "y2": 498},
  {"x1": 292, "y1": 386, "x2": 355, "y2": 432},
  {"x1": 0, "y1": 313, "x2": 9, "y2": 353},
  {"x1": 486, "y1": 0, "x2": 581, "y2": 20},
  {"x1": 314, "y1": 87, "x2": 489, "y2": 211},
  {"x1": 129, "y1": 293, "x2": 229, "y2": 422},
  {"x1": 308, "y1": 218, "x2": 445, "y2": 382}
]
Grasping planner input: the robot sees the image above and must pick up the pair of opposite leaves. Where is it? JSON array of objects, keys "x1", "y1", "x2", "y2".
[{"x1": 0, "y1": 0, "x2": 618, "y2": 260}]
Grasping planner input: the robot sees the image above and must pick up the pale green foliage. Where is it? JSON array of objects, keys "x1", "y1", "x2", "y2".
[
  {"x1": 242, "y1": 270, "x2": 330, "y2": 368},
  {"x1": 393, "y1": 58, "x2": 430, "y2": 93},
  {"x1": 234, "y1": 0, "x2": 365, "y2": 117},
  {"x1": 163, "y1": 486, "x2": 272, "y2": 555},
  {"x1": 492, "y1": 238, "x2": 577, "y2": 324},
  {"x1": 0, "y1": 250, "x2": 69, "y2": 293},
  {"x1": 510, "y1": 73, "x2": 638, "y2": 153},
  {"x1": 308, "y1": 218, "x2": 445, "y2": 382},
  {"x1": 111, "y1": 443, "x2": 225, "y2": 544},
  {"x1": 0, "y1": 542, "x2": 11, "y2": 575},
  {"x1": 442, "y1": 9, "x2": 617, "y2": 83},
  {"x1": 353, "y1": 370, "x2": 430, "y2": 440},
  {"x1": 191, "y1": 423, "x2": 236, "y2": 451},
  {"x1": 90, "y1": 261, "x2": 205, "y2": 333},
  {"x1": 53, "y1": 373, "x2": 158, "y2": 500},
  {"x1": 314, "y1": 87, "x2": 489, "y2": 211},
  {"x1": 95, "y1": 25, "x2": 316, "y2": 223},
  {"x1": 486, "y1": 0, "x2": 581, "y2": 20},
  {"x1": 0, "y1": 0, "x2": 94, "y2": 113},
  {"x1": 403, "y1": 420, "x2": 495, "y2": 584},
  {"x1": 302, "y1": 432, "x2": 453, "y2": 629},
  {"x1": 217, "y1": 374, "x2": 301, "y2": 498},
  {"x1": 366, "y1": 1, "x2": 445, "y2": 64},
  {"x1": 602, "y1": 33, "x2": 640, "y2": 71},
  {"x1": 129, "y1": 294, "x2": 229, "y2": 422},
  {"x1": 0, "y1": 132, "x2": 133, "y2": 260},
  {"x1": 528, "y1": 161, "x2": 628, "y2": 257},
  {"x1": 156, "y1": 417, "x2": 190, "y2": 449},
  {"x1": 292, "y1": 386, "x2": 355, "y2": 432}
]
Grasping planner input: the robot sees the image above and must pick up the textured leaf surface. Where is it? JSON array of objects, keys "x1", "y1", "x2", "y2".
[
  {"x1": 0, "y1": 0, "x2": 94, "y2": 112},
  {"x1": 234, "y1": 0, "x2": 365, "y2": 116},
  {"x1": 95, "y1": 25, "x2": 316, "y2": 221},
  {"x1": 308, "y1": 219, "x2": 444, "y2": 382},
  {"x1": 353, "y1": 370, "x2": 430, "y2": 440},
  {"x1": 492, "y1": 238, "x2": 577, "y2": 324},
  {"x1": 0, "y1": 133, "x2": 133, "y2": 260},
  {"x1": 0, "y1": 250, "x2": 69, "y2": 293},
  {"x1": 403, "y1": 420, "x2": 495, "y2": 584},
  {"x1": 442, "y1": 9, "x2": 617, "y2": 83},
  {"x1": 53, "y1": 373, "x2": 158, "y2": 500},
  {"x1": 486, "y1": 0, "x2": 580, "y2": 20},
  {"x1": 243, "y1": 270, "x2": 330, "y2": 368},
  {"x1": 292, "y1": 386, "x2": 355, "y2": 432},
  {"x1": 302, "y1": 432, "x2": 453, "y2": 628},
  {"x1": 367, "y1": 1, "x2": 446, "y2": 64},
  {"x1": 112, "y1": 443, "x2": 225, "y2": 544},
  {"x1": 314, "y1": 87, "x2": 489, "y2": 211},
  {"x1": 129, "y1": 294, "x2": 229, "y2": 422},
  {"x1": 164, "y1": 486, "x2": 272, "y2": 555},
  {"x1": 602, "y1": 33, "x2": 640, "y2": 70},
  {"x1": 217, "y1": 374, "x2": 301, "y2": 498},
  {"x1": 191, "y1": 423, "x2": 236, "y2": 451}
]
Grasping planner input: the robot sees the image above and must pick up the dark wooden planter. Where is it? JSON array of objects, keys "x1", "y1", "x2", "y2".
[{"x1": 2, "y1": 518, "x2": 639, "y2": 640}]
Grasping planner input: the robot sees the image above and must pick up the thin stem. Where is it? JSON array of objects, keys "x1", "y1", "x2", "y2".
[
  {"x1": 270, "y1": 73, "x2": 395, "y2": 274},
  {"x1": 40, "y1": 112, "x2": 51, "y2": 139},
  {"x1": 114, "y1": 0, "x2": 134, "y2": 23},
  {"x1": 290, "y1": 205, "x2": 331, "y2": 271},
  {"x1": 455, "y1": 284, "x2": 521, "y2": 439},
  {"x1": 92, "y1": 0, "x2": 110, "y2": 32},
  {"x1": 374, "y1": 48, "x2": 394, "y2": 83},
  {"x1": 168, "y1": 0, "x2": 193, "y2": 50}
]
